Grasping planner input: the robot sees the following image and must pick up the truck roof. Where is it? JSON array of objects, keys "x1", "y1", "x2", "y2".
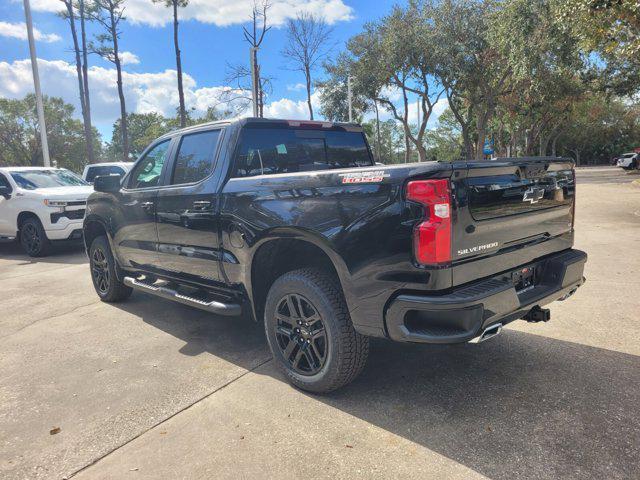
[
  {"x1": 0, "y1": 166, "x2": 68, "y2": 172},
  {"x1": 157, "y1": 117, "x2": 363, "y2": 141}
]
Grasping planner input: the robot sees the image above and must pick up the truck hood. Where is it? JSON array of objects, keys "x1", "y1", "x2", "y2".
[{"x1": 26, "y1": 185, "x2": 94, "y2": 201}]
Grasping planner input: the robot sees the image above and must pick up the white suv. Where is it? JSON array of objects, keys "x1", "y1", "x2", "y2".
[
  {"x1": 0, "y1": 167, "x2": 93, "y2": 257},
  {"x1": 616, "y1": 152, "x2": 638, "y2": 170}
]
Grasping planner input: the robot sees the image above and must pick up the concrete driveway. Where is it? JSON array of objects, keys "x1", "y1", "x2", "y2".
[{"x1": 0, "y1": 166, "x2": 638, "y2": 480}]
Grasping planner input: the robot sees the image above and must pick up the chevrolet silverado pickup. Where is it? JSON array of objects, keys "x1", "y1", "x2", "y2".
[
  {"x1": 83, "y1": 118, "x2": 587, "y2": 392},
  {"x1": 0, "y1": 167, "x2": 92, "y2": 256}
]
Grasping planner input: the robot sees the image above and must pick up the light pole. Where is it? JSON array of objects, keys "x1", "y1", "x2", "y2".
[
  {"x1": 23, "y1": 0, "x2": 50, "y2": 167},
  {"x1": 347, "y1": 75, "x2": 353, "y2": 123}
]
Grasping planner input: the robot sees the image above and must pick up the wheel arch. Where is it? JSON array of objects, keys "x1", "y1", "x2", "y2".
[
  {"x1": 248, "y1": 232, "x2": 350, "y2": 324},
  {"x1": 17, "y1": 210, "x2": 42, "y2": 230}
]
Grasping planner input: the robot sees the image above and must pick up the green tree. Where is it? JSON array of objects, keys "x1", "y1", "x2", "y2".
[
  {"x1": 557, "y1": 0, "x2": 640, "y2": 95},
  {"x1": 424, "y1": 109, "x2": 464, "y2": 162},
  {"x1": 108, "y1": 112, "x2": 171, "y2": 160},
  {"x1": 432, "y1": 0, "x2": 502, "y2": 159},
  {"x1": 318, "y1": 54, "x2": 370, "y2": 123},
  {"x1": 347, "y1": 2, "x2": 445, "y2": 162},
  {"x1": 0, "y1": 95, "x2": 101, "y2": 171},
  {"x1": 558, "y1": 94, "x2": 640, "y2": 165},
  {"x1": 487, "y1": 0, "x2": 585, "y2": 157}
]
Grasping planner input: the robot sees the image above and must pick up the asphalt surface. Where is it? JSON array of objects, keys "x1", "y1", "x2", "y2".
[{"x1": 0, "y1": 166, "x2": 638, "y2": 480}]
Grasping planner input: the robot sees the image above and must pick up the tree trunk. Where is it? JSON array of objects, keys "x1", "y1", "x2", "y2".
[
  {"x1": 374, "y1": 100, "x2": 381, "y2": 162},
  {"x1": 475, "y1": 116, "x2": 487, "y2": 161},
  {"x1": 305, "y1": 65, "x2": 313, "y2": 120},
  {"x1": 462, "y1": 127, "x2": 473, "y2": 160},
  {"x1": 404, "y1": 131, "x2": 411, "y2": 163},
  {"x1": 540, "y1": 134, "x2": 551, "y2": 157},
  {"x1": 64, "y1": 1, "x2": 93, "y2": 166},
  {"x1": 110, "y1": 12, "x2": 128, "y2": 160},
  {"x1": 551, "y1": 135, "x2": 558, "y2": 157},
  {"x1": 173, "y1": 1, "x2": 186, "y2": 128},
  {"x1": 416, "y1": 142, "x2": 427, "y2": 162},
  {"x1": 257, "y1": 64, "x2": 264, "y2": 118},
  {"x1": 78, "y1": 0, "x2": 93, "y2": 163}
]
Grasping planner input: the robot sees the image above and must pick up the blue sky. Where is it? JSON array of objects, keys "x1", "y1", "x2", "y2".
[{"x1": 0, "y1": 0, "x2": 444, "y2": 141}]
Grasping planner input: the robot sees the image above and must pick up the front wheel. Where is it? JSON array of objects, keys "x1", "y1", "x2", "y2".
[
  {"x1": 20, "y1": 217, "x2": 50, "y2": 257},
  {"x1": 89, "y1": 235, "x2": 132, "y2": 302},
  {"x1": 264, "y1": 269, "x2": 369, "y2": 393}
]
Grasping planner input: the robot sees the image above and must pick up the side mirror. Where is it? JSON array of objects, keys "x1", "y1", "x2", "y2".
[
  {"x1": 94, "y1": 174, "x2": 122, "y2": 193},
  {"x1": 0, "y1": 185, "x2": 11, "y2": 199}
]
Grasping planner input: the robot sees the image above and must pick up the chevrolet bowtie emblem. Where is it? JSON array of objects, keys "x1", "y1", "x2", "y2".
[{"x1": 523, "y1": 187, "x2": 545, "y2": 204}]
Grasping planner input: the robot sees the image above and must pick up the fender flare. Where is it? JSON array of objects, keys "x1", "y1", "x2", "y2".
[{"x1": 244, "y1": 227, "x2": 353, "y2": 320}]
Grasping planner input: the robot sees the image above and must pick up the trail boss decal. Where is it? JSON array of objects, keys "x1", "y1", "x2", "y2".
[
  {"x1": 457, "y1": 242, "x2": 499, "y2": 257},
  {"x1": 339, "y1": 170, "x2": 388, "y2": 184}
]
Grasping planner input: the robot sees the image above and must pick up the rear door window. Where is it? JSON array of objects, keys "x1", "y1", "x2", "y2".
[
  {"x1": 234, "y1": 127, "x2": 373, "y2": 178},
  {"x1": 171, "y1": 130, "x2": 221, "y2": 185}
]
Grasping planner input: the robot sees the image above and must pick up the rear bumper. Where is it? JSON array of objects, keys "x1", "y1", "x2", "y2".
[{"x1": 385, "y1": 249, "x2": 587, "y2": 344}]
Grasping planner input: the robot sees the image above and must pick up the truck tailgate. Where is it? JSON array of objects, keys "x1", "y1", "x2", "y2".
[{"x1": 451, "y1": 158, "x2": 575, "y2": 286}]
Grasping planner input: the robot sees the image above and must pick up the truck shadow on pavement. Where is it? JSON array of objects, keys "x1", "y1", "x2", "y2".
[
  {"x1": 0, "y1": 241, "x2": 86, "y2": 265},
  {"x1": 113, "y1": 294, "x2": 639, "y2": 480}
]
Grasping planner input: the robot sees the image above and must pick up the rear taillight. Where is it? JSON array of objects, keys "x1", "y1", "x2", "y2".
[{"x1": 405, "y1": 179, "x2": 452, "y2": 266}]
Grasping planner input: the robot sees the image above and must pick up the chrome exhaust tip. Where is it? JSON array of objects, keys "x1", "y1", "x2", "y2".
[{"x1": 469, "y1": 323, "x2": 503, "y2": 344}]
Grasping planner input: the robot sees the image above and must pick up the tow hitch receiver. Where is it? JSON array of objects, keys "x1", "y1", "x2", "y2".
[{"x1": 524, "y1": 306, "x2": 551, "y2": 323}]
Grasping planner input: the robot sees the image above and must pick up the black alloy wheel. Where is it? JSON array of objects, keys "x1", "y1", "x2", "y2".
[
  {"x1": 88, "y1": 235, "x2": 132, "y2": 302},
  {"x1": 91, "y1": 246, "x2": 111, "y2": 295},
  {"x1": 22, "y1": 222, "x2": 41, "y2": 255},
  {"x1": 264, "y1": 269, "x2": 369, "y2": 392},
  {"x1": 20, "y1": 217, "x2": 50, "y2": 257},
  {"x1": 274, "y1": 293, "x2": 328, "y2": 375}
]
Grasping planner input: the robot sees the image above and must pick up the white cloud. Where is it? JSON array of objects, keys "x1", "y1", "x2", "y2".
[
  {"x1": 119, "y1": 51, "x2": 140, "y2": 65},
  {"x1": 287, "y1": 83, "x2": 306, "y2": 92},
  {"x1": 17, "y1": 0, "x2": 64, "y2": 13},
  {"x1": 264, "y1": 91, "x2": 321, "y2": 119},
  {"x1": 22, "y1": 0, "x2": 353, "y2": 27},
  {"x1": 0, "y1": 58, "x2": 324, "y2": 133},
  {"x1": 0, "y1": 21, "x2": 61, "y2": 43}
]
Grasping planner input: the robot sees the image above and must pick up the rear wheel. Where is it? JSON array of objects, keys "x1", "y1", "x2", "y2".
[
  {"x1": 20, "y1": 217, "x2": 50, "y2": 257},
  {"x1": 89, "y1": 235, "x2": 132, "y2": 302},
  {"x1": 264, "y1": 269, "x2": 369, "y2": 393}
]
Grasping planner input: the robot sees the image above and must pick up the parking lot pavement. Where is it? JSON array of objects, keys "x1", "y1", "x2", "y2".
[{"x1": 1, "y1": 166, "x2": 639, "y2": 480}]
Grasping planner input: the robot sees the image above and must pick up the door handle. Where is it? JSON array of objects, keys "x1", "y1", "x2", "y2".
[
  {"x1": 192, "y1": 200, "x2": 211, "y2": 210},
  {"x1": 141, "y1": 201, "x2": 154, "y2": 212}
]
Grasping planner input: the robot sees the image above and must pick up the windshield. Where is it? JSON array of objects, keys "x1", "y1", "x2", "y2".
[{"x1": 11, "y1": 169, "x2": 88, "y2": 190}]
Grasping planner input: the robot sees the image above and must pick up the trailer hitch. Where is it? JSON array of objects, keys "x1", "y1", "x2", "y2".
[{"x1": 524, "y1": 306, "x2": 551, "y2": 323}]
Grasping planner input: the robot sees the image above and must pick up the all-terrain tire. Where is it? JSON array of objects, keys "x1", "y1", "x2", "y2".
[
  {"x1": 89, "y1": 235, "x2": 132, "y2": 303},
  {"x1": 264, "y1": 268, "x2": 369, "y2": 393}
]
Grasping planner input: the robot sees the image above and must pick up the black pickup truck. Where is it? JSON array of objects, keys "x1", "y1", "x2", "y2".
[{"x1": 84, "y1": 118, "x2": 586, "y2": 392}]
